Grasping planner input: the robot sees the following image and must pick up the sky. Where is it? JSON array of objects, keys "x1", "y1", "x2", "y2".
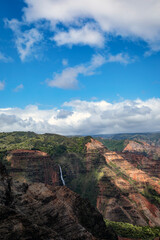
[{"x1": 0, "y1": 0, "x2": 160, "y2": 135}]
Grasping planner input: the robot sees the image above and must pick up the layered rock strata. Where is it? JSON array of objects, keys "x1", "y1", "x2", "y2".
[
  {"x1": 85, "y1": 139, "x2": 160, "y2": 226},
  {"x1": 2, "y1": 139, "x2": 160, "y2": 227},
  {"x1": 0, "y1": 163, "x2": 117, "y2": 240},
  {"x1": 123, "y1": 140, "x2": 160, "y2": 160},
  {"x1": 6, "y1": 149, "x2": 60, "y2": 186}
]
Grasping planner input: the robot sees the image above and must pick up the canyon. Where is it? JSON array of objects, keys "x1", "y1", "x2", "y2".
[
  {"x1": 0, "y1": 161, "x2": 117, "y2": 240},
  {"x1": 0, "y1": 132, "x2": 160, "y2": 239}
]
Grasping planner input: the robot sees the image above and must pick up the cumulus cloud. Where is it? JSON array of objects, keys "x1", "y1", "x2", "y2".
[
  {"x1": 106, "y1": 53, "x2": 135, "y2": 65},
  {"x1": 0, "y1": 98, "x2": 160, "y2": 135},
  {"x1": 13, "y1": 84, "x2": 24, "y2": 92},
  {"x1": 56, "y1": 110, "x2": 73, "y2": 119},
  {"x1": 23, "y1": 0, "x2": 160, "y2": 50},
  {"x1": 5, "y1": 19, "x2": 43, "y2": 61},
  {"x1": 53, "y1": 24, "x2": 104, "y2": 47},
  {"x1": 46, "y1": 54, "x2": 106, "y2": 89},
  {"x1": 47, "y1": 66, "x2": 83, "y2": 89},
  {"x1": 0, "y1": 81, "x2": 5, "y2": 90}
]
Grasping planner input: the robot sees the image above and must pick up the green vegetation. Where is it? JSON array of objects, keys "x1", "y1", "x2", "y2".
[
  {"x1": 95, "y1": 132, "x2": 160, "y2": 147},
  {"x1": 0, "y1": 150, "x2": 10, "y2": 167},
  {"x1": 134, "y1": 140, "x2": 143, "y2": 145},
  {"x1": 0, "y1": 132, "x2": 101, "y2": 207},
  {"x1": 105, "y1": 220, "x2": 160, "y2": 240},
  {"x1": 0, "y1": 132, "x2": 91, "y2": 156},
  {"x1": 96, "y1": 138, "x2": 126, "y2": 151},
  {"x1": 69, "y1": 169, "x2": 99, "y2": 206},
  {"x1": 143, "y1": 184, "x2": 160, "y2": 206}
]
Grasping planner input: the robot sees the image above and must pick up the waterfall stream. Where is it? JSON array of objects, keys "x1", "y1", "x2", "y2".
[{"x1": 58, "y1": 165, "x2": 65, "y2": 186}]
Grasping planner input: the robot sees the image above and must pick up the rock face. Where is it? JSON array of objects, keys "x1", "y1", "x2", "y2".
[
  {"x1": 123, "y1": 140, "x2": 160, "y2": 160},
  {"x1": 123, "y1": 140, "x2": 152, "y2": 153},
  {"x1": 122, "y1": 140, "x2": 160, "y2": 178},
  {"x1": 0, "y1": 163, "x2": 117, "y2": 240},
  {"x1": 85, "y1": 139, "x2": 106, "y2": 171},
  {"x1": 121, "y1": 152, "x2": 160, "y2": 178},
  {"x1": 7, "y1": 149, "x2": 60, "y2": 186},
  {"x1": 0, "y1": 162, "x2": 12, "y2": 206},
  {"x1": 2, "y1": 138, "x2": 160, "y2": 227},
  {"x1": 97, "y1": 150, "x2": 160, "y2": 226},
  {"x1": 84, "y1": 139, "x2": 160, "y2": 227}
]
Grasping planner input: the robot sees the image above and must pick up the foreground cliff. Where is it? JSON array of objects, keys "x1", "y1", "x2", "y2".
[{"x1": 0, "y1": 162, "x2": 117, "y2": 240}]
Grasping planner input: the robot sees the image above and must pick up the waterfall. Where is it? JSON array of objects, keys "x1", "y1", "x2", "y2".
[{"x1": 58, "y1": 165, "x2": 65, "y2": 186}]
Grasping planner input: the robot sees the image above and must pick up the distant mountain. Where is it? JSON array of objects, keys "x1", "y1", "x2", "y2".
[
  {"x1": 96, "y1": 138, "x2": 160, "y2": 160},
  {"x1": 94, "y1": 132, "x2": 160, "y2": 146}
]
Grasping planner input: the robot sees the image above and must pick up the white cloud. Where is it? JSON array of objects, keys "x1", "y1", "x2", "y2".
[
  {"x1": 89, "y1": 54, "x2": 106, "y2": 69},
  {"x1": 0, "y1": 81, "x2": 5, "y2": 90},
  {"x1": 13, "y1": 84, "x2": 24, "y2": 92},
  {"x1": 0, "y1": 98, "x2": 160, "y2": 135},
  {"x1": 0, "y1": 52, "x2": 12, "y2": 63},
  {"x1": 46, "y1": 54, "x2": 106, "y2": 89},
  {"x1": 23, "y1": 0, "x2": 160, "y2": 50},
  {"x1": 56, "y1": 109, "x2": 73, "y2": 119},
  {"x1": 5, "y1": 19, "x2": 43, "y2": 61},
  {"x1": 46, "y1": 53, "x2": 134, "y2": 89},
  {"x1": 16, "y1": 28, "x2": 43, "y2": 61},
  {"x1": 47, "y1": 66, "x2": 84, "y2": 89},
  {"x1": 53, "y1": 24, "x2": 104, "y2": 47},
  {"x1": 106, "y1": 53, "x2": 135, "y2": 65}
]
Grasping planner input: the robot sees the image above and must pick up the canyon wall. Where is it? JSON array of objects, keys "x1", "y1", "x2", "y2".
[{"x1": 1, "y1": 137, "x2": 160, "y2": 227}]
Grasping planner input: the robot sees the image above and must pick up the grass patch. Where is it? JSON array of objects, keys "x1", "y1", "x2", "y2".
[
  {"x1": 143, "y1": 184, "x2": 160, "y2": 207},
  {"x1": 0, "y1": 132, "x2": 92, "y2": 156},
  {"x1": 105, "y1": 220, "x2": 160, "y2": 240},
  {"x1": 96, "y1": 138, "x2": 126, "y2": 152}
]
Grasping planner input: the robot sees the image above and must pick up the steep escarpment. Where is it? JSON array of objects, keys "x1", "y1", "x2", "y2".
[
  {"x1": 0, "y1": 162, "x2": 12, "y2": 206},
  {"x1": 6, "y1": 149, "x2": 60, "y2": 186},
  {"x1": 100, "y1": 150, "x2": 160, "y2": 226},
  {"x1": 85, "y1": 139, "x2": 106, "y2": 171},
  {"x1": 0, "y1": 163, "x2": 117, "y2": 240},
  {"x1": 121, "y1": 152, "x2": 160, "y2": 178},
  {"x1": 79, "y1": 139, "x2": 160, "y2": 227}
]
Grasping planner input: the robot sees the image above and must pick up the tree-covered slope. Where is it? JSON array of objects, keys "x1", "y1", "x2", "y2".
[{"x1": 0, "y1": 131, "x2": 91, "y2": 154}]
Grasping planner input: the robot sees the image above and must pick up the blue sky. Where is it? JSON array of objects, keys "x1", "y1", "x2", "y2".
[{"x1": 0, "y1": 0, "x2": 160, "y2": 135}]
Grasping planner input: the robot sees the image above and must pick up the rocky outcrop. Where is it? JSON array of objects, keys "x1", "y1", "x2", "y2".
[
  {"x1": 97, "y1": 150, "x2": 160, "y2": 226},
  {"x1": 121, "y1": 152, "x2": 160, "y2": 178},
  {"x1": 83, "y1": 139, "x2": 160, "y2": 226},
  {"x1": 123, "y1": 140, "x2": 160, "y2": 160},
  {"x1": 123, "y1": 140, "x2": 151, "y2": 153},
  {"x1": 85, "y1": 139, "x2": 106, "y2": 171},
  {"x1": 6, "y1": 149, "x2": 60, "y2": 186},
  {"x1": 122, "y1": 140, "x2": 160, "y2": 178},
  {"x1": 0, "y1": 163, "x2": 117, "y2": 240},
  {"x1": 0, "y1": 162, "x2": 12, "y2": 206}
]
